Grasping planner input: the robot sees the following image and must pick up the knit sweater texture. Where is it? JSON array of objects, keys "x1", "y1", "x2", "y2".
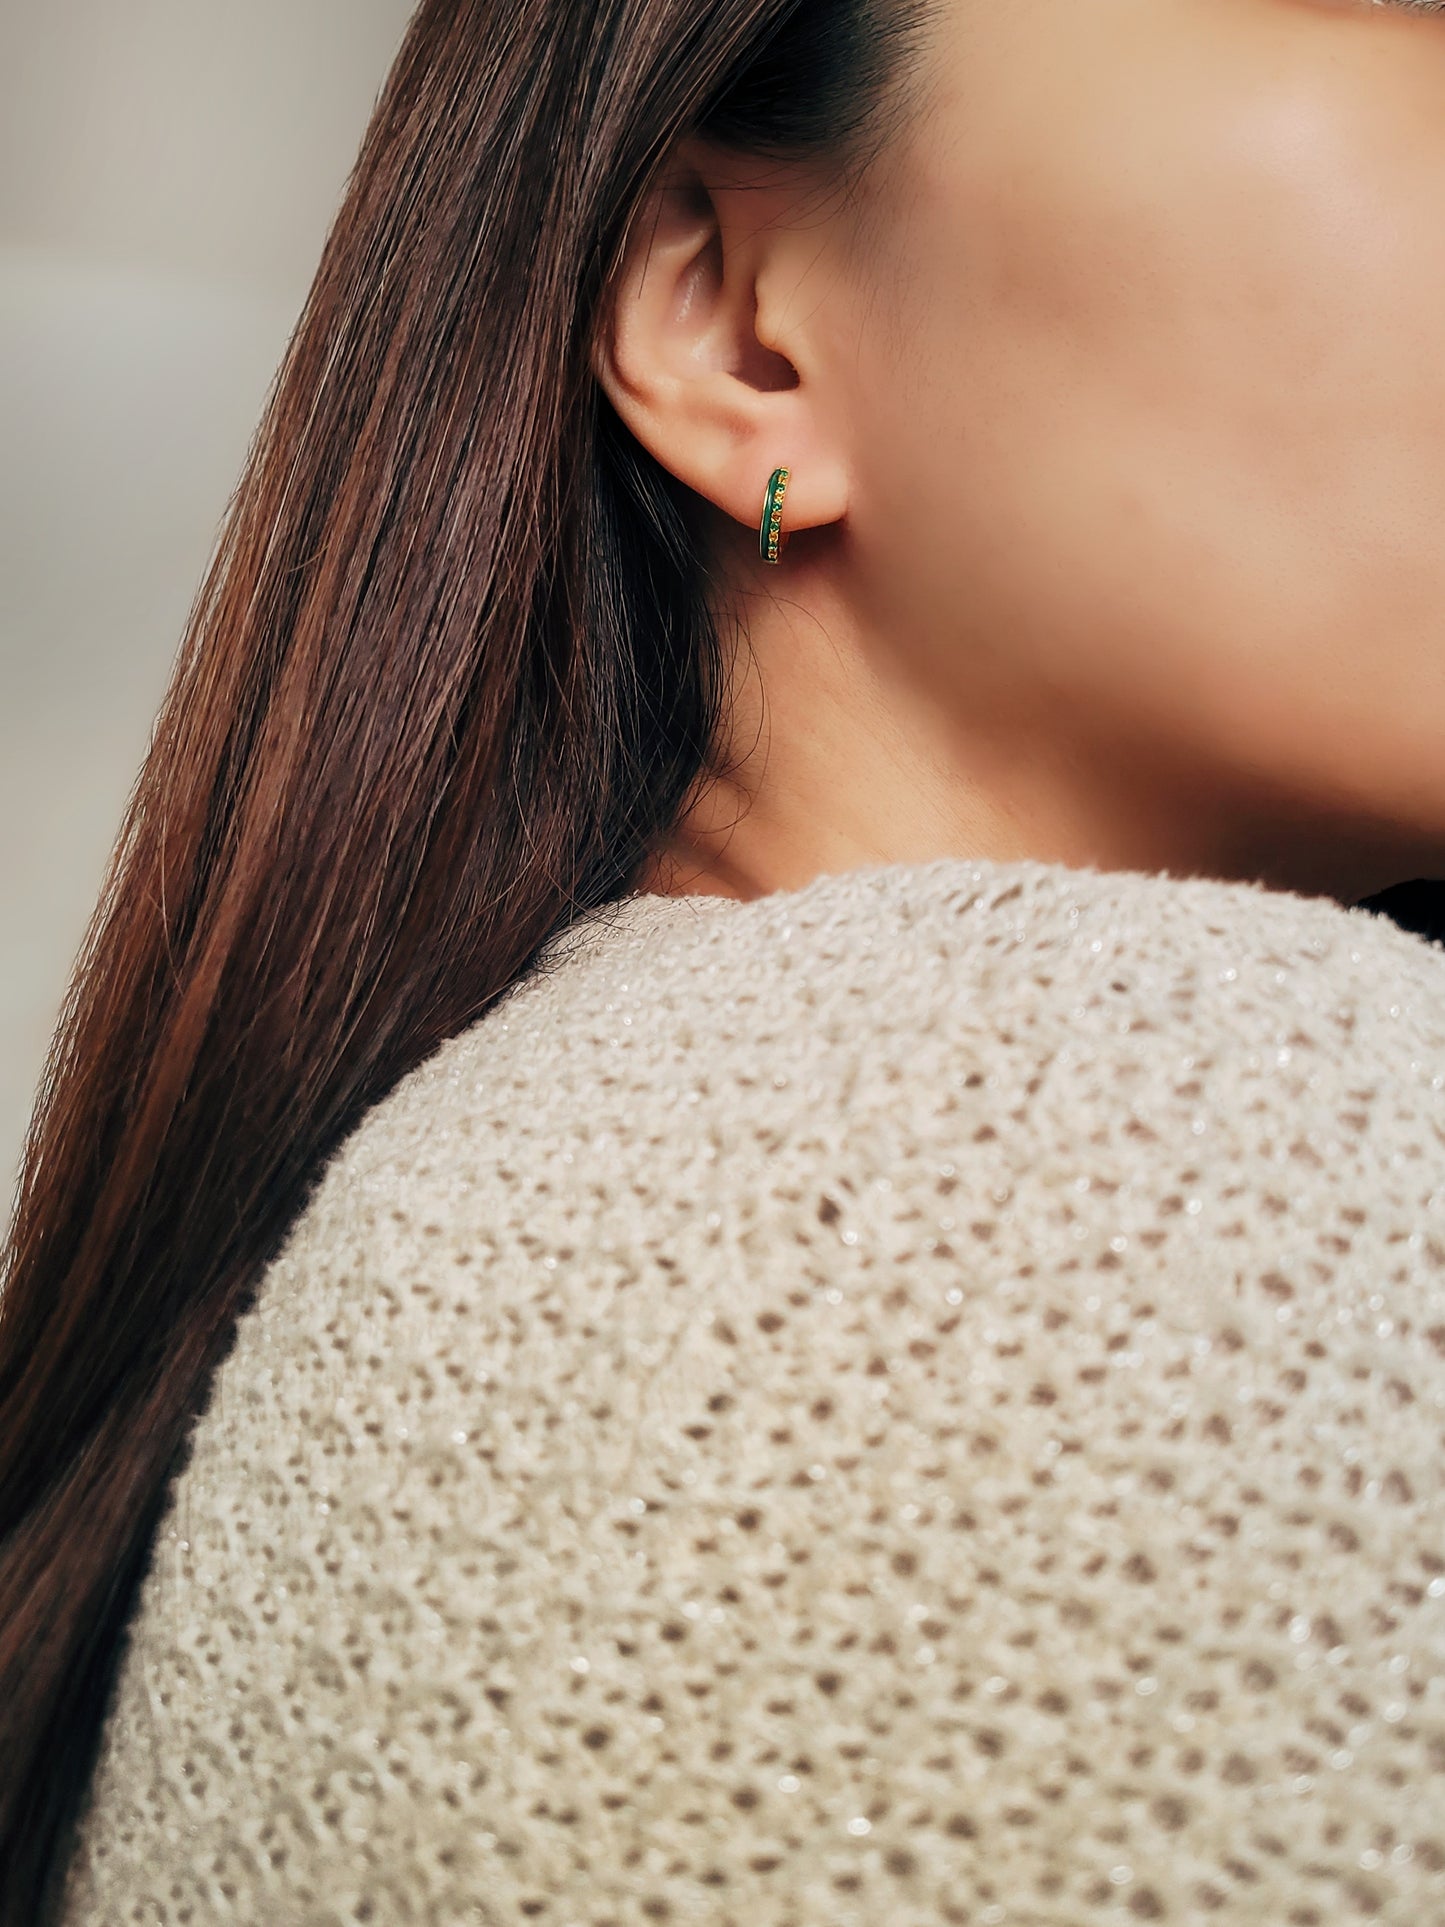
[{"x1": 60, "y1": 855, "x2": 1445, "y2": 1926}]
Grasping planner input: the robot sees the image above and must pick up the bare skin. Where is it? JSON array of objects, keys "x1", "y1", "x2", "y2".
[{"x1": 593, "y1": 0, "x2": 1445, "y2": 905}]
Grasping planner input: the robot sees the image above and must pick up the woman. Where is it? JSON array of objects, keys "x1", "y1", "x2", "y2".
[{"x1": 3, "y1": 0, "x2": 1444, "y2": 1919}]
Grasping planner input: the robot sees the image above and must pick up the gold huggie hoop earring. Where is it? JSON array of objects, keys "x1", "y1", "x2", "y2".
[{"x1": 760, "y1": 465, "x2": 791, "y2": 565}]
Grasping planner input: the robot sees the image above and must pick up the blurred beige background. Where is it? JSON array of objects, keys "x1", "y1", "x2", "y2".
[{"x1": 0, "y1": 1, "x2": 416, "y2": 1223}]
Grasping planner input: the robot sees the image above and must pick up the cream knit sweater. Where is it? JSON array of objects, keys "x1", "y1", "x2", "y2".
[{"x1": 61, "y1": 856, "x2": 1445, "y2": 1926}]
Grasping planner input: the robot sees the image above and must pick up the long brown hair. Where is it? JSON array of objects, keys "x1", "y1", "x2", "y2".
[{"x1": 0, "y1": 0, "x2": 935, "y2": 1917}]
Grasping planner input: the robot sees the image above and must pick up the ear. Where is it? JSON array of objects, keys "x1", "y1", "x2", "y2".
[{"x1": 590, "y1": 135, "x2": 849, "y2": 551}]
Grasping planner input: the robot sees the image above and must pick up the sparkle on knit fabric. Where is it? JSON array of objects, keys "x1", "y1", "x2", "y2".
[{"x1": 59, "y1": 854, "x2": 1445, "y2": 1925}]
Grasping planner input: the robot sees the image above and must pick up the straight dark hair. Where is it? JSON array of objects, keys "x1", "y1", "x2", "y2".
[{"x1": 0, "y1": 0, "x2": 939, "y2": 1917}]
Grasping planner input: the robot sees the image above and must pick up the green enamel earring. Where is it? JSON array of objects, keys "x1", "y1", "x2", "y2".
[{"x1": 759, "y1": 465, "x2": 791, "y2": 565}]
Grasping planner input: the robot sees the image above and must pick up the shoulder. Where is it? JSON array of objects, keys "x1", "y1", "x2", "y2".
[
  {"x1": 252, "y1": 855, "x2": 1445, "y2": 1503},
  {"x1": 70, "y1": 859, "x2": 1445, "y2": 1922},
  {"x1": 288, "y1": 853, "x2": 1444, "y2": 1268}
]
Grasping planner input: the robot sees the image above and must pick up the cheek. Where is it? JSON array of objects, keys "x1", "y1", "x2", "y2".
[{"x1": 849, "y1": 28, "x2": 1445, "y2": 796}]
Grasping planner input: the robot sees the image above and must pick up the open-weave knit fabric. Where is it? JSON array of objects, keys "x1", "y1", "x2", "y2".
[{"x1": 61, "y1": 856, "x2": 1445, "y2": 1925}]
